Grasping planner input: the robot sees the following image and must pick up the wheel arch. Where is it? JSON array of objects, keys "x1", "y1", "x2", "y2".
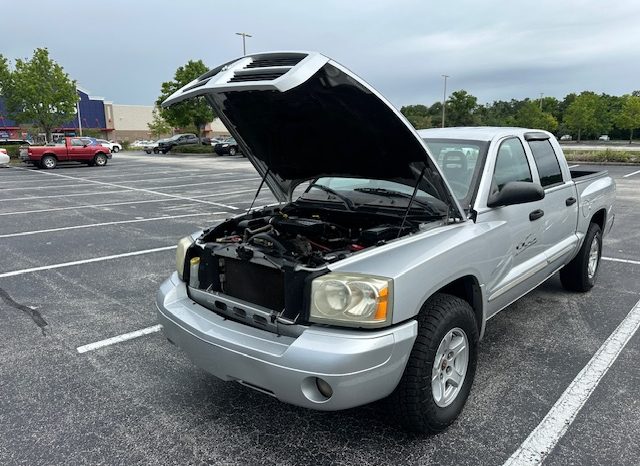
[
  {"x1": 42, "y1": 152, "x2": 58, "y2": 160},
  {"x1": 427, "y1": 275, "x2": 484, "y2": 338},
  {"x1": 590, "y1": 208, "x2": 606, "y2": 231}
]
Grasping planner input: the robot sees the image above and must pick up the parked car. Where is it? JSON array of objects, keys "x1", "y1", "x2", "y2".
[
  {"x1": 145, "y1": 139, "x2": 167, "y2": 154},
  {"x1": 559, "y1": 134, "x2": 572, "y2": 141},
  {"x1": 0, "y1": 139, "x2": 32, "y2": 146},
  {"x1": 95, "y1": 139, "x2": 122, "y2": 153},
  {"x1": 598, "y1": 135, "x2": 610, "y2": 141},
  {"x1": 156, "y1": 133, "x2": 199, "y2": 153},
  {"x1": 22, "y1": 136, "x2": 111, "y2": 169},
  {"x1": 0, "y1": 148, "x2": 9, "y2": 166},
  {"x1": 213, "y1": 137, "x2": 241, "y2": 156},
  {"x1": 156, "y1": 52, "x2": 615, "y2": 433},
  {"x1": 209, "y1": 138, "x2": 224, "y2": 146}
]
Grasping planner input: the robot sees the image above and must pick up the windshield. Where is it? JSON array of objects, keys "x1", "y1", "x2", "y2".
[
  {"x1": 422, "y1": 138, "x2": 489, "y2": 207},
  {"x1": 296, "y1": 176, "x2": 449, "y2": 217}
]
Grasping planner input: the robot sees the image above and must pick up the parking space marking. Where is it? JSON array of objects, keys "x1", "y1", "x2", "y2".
[
  {"x1": 10, "y1": 167, "x2": 250, "y2": 210},
  {"x1": 76, "y1": 324, "x2": 163, "y2": 354},
  {"x1": 0, "y1": 189, "x2": 132, "y2": 202},
  {"x1": 603, "y1": 256, "x2": 640, "y2": 265},
  {"x1": 0, "y1": 169, "x2": 225, "y2": 185},
  {"x1": 503, "y1": 297, "x2": 640, "y2": 466},
  {"x1": 0, "y1": 212, "x2": 227, "y2": 238},
  {"x1": 0, "y1": 245, "x2": 177, "y2": 279},
  {"x1": 0, "y1": 188, "x2": 257, "y2": 216},
  {"x1": 623, "y1": 169, "x2": 640, "y2": 178}
]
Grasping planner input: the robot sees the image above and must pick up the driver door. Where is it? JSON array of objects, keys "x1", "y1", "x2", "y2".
[{"x1": 67, "y1": 137, "x2": 91, "y2": 161}]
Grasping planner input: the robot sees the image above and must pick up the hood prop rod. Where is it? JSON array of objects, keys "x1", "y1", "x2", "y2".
[
  {"x1": 397, "y1": 164, "x2": 428, "y2": 238},
  {"x1": 247, "y1": 168, "x2": 270, "y2": 213}
]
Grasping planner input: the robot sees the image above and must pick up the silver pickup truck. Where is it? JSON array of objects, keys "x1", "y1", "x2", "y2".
[{"x1": 156, "y1": 52, "x2": 615, "y2": 433}]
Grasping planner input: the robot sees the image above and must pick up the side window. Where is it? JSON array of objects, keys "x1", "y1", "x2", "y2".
[
  {"x1": 70, "y1": 138, "x2": 84, "y2": 146},
  {"x1": 492, "y1": 138, "x2": 532, "y2": 192},
  {"x1": 528, "y1": 139, "x2": 563, "y2": 187}
]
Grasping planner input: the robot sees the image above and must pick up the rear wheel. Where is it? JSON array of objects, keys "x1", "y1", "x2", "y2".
[
  {"x1": 94, "y1": 153, "x2": 108, "y2": 167},
  {"x1": 41, "y1": 155, "x2": 57, "y2": 169},
  {"x1": 389, "y1": 293, "x2": 478, "y2": 433},
  {"x1": 112, "y1": 146, "x2": 119, "y2": 153},
  {"x1": 560, "y1": 223, "x2": 602, "y2": 292}
]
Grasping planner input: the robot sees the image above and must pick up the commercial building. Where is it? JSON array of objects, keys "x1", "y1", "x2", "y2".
[{"x1": 0, "y1": 87, "x2": 230, "y2": 143}]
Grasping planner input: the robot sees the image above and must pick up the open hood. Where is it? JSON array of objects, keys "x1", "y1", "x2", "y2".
[{"x1": 162, "y1": 51, "x2": 463, "y2": 219}]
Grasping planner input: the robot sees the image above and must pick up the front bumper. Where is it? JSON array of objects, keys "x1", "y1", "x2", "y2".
[{"x1": 156, "y1": 272, "x2": 417, "y2": 411}]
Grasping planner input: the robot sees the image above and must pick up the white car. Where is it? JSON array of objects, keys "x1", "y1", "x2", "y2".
[
  {"x1": 96, "y1": 139, "x2": 122, "y2": 153},
  {"x1": 598, "y1": 135, "x2": 610, "y2": 141},
  {"x1": 559, "y1": 134, "x2": 572, "y2": 141},
  {"x1": 0, "y1": 148, "x2": 10, "y2": 166}
]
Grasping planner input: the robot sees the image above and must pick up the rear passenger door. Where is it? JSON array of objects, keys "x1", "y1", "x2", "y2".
[{"x1": 525, "y1": 134, "x2": 579, "y2": 268}]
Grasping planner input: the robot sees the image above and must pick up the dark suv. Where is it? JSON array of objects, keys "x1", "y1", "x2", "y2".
[{"x1": 157, "y1": 134, "x2": 199, "y2": 154}]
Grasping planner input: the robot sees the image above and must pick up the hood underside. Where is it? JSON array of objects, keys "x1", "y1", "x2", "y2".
[{"x1": 162, "y1": 51, "x2": 462, "y2": 218}]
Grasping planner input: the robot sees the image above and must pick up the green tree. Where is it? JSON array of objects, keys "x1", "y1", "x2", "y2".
[
  {"x1": 616, "y1": 95, "x2": 640, "y2": 143},
  {"x1": 515, "y1": 101, "x2": 558, "y2": 132},
  {"x1": 400, "y1": 104, "x2": 432, "y2": 129},
  {"x1": 563, "y1": 92, "x2": 603, "y2": 142},
  {"x1": 0, "y1": 48, "x2": 78, "y2": 141},
  {"x1": 147, "y1": 108, "x2": 173, "y2": 138},
  {"x1": 156, "y1": 60, "x2": 214, "y2": 138},
  {"x1": 445, "y1": 90, "x2": 479, "y2": 126}
]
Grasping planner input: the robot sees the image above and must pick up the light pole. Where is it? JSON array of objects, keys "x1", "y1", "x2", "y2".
[
  {"x1": 441, "y1": 74, "x2": 449, "y2": 128},
  {"x1": 76, "y1": 93, "x2": 83, "y2": 137},
  {"x1": 235, "y1": 32, "x2": 252, "y2": 56},
  {"x1": 539, "y1": 92, "x2": 544, "y2": 110}
]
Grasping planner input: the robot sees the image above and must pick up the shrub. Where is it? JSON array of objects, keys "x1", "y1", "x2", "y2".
[
  {"x1": 0, "y1": 145, "x2": 21, "y2": 158},
  {"x1": 170, "y1": 144, "x2": 215, "y2": 154},
  {"x1": 563, "y1": 149, "x2": 639, "y2": 163}
]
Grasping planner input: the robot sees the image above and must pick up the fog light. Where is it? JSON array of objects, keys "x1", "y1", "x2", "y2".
[{"x1": 315, "y1": 378, "x2": 333, "y2": 398}]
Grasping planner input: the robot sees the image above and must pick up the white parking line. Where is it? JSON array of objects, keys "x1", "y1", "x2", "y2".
[
  {"x1": 0, "y1": 212, "x2": 227, "y2": 238},
  {"x1": 0, "y1": 189, "x2": 131, "y2": 202},
  {"x1": 603, "y1": 256, "x2": 640, "y2": 265},
  {"x1": 0, "y1": 188, "x2": 257, "y2": 216},
  {"x1": 503, "y1": 296, "x2": 640, "y2": 466},
  {"x1": 0, "y1": 176, "x2": 246, "y2": 191},
  {"x1": 10, "y1": 167, "x2": 253, "y2": 210},
  {"x1": 0, "y1": 169, "x2": 230, "y2": 185},
  {"x1": 622, "y1": 169, "x2": 640, "y2": 178},
  {"x1": 0, "y1": 245, "x2": 177, "y2": 279},
  {"x1": 76, "y1": 324, "x2": 163, "y2": 353}
]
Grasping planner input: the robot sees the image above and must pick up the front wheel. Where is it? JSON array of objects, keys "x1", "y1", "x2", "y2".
[
  {"x1": 41, "y1": 155, "x2": 57, "y2": 169},
  {"x1": 94, "y1": 153, "x2": 108, "y2": 167},
  {"x1": 112, "y1": 146, "x2": 119, "y2": 153},
  {"x1": 560, "y1": 223, "x2": 602, "y2": 292},
  {"x1": 389, "y1": 293, "x2": 479, "y2": 433}
]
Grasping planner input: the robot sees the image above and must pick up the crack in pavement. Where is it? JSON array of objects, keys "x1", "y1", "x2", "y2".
[{"x1": 0, "y1": 287, "x2": 48, "y2": 335}]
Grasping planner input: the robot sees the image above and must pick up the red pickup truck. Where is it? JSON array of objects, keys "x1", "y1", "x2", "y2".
[{"x1": 22, "y1": 137, "x2": 112, "y2": 169}]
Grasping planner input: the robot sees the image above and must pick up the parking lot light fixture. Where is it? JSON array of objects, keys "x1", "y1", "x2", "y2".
[{"x1": 235, "y1": 32, "x2": 253, "y2": 56}]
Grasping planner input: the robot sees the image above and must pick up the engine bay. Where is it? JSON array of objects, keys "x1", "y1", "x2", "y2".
[{"x1": 199, "y1": 203, "x2": 423, "y2": 267}]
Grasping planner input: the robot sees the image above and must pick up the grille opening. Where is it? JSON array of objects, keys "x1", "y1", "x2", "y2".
[
  {"x1": 229, "y1": 71, "x2": 287, "y2": 82},
  {"x1": 214, "y1": 300, "x2": 227, "y2": 311},
  {"x1": 222, "y1": 258, "x2": 285, "y2": 310},
  {"x1": 233, "y1": 307, "x2": 246, "y2": 318},
  {"x1": 253, "y1": 315, "x2": 268, "y2": 326},
  {"x1": 246, "y1": 57, "x2": 303, "y2": 68}
]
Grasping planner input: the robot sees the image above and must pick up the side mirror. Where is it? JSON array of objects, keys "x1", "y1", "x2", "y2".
[{"x1": 487, "y1": 181, "x2": 544, "y2": 208}]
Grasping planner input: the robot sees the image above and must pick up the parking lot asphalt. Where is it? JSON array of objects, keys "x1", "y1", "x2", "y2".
[{"x1": 0, "y1": 153, "x2": 638, "y2": 465}]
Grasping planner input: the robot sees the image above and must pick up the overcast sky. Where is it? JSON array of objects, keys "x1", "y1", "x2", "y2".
[{"x1": 4, "y1": 0, "x2": 639, "y2": 108}]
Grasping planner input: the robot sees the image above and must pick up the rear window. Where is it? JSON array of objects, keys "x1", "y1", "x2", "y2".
[{"x1": 527, "y1": 139, "x2": 563, "y2": 187}]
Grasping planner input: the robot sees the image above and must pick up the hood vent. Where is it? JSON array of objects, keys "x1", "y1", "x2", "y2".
[
  {"x1": 246, "y1": 56, "x2": 304, "y2": 69},
  {"x1": 229, "y1": 70, "x2": 288, "y2": 82}
]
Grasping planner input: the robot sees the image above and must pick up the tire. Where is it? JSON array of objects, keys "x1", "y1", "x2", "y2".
[
  {"x1": 389, "y1": 293, "x2": 479, "y2": 433},
  {"x1": 112, "y1": 146, "x2": 119, "y2": 153},
  {"x1": 41, "y1": 155, "x2": 57, "y2": 169},
  {"x1": 229, "y1": 147, "x2": 237, "y2": 156},
  {"x1": 153, "y1": 148, "x2": 159, "y2": 154},
  {"x1": 94, "y1": 153, "x2": 108, "y2": 167},
  {"x1": 560, "y1": 223, "x2": 602, "y2": 292},
  {"x1": 145, "y1": 149, "x2": 152, "y2": 154}
]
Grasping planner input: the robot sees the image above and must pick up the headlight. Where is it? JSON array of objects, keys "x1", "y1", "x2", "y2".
[
  {"x1": 175, "y1": 235, "x2": 194, "y2": 281},
  {"x1": 222, "y1": 144, "x2": 229, "y2": 147},
  {"x1": 310, "y1": 273, "x2": 392, "y2": 327}
]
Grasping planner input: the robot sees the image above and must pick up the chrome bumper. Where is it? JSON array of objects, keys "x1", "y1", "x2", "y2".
[{"x1": 156, "y1": 272, "x2": 417, "y2": 411}]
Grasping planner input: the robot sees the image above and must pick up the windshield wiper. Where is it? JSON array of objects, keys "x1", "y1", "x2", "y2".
[
  {"x1": 354, "y1": 187, "x2": 430, "y2": 207},
  {"x1": 306, "y1": 183, "x2": 355, "y2": 211}
]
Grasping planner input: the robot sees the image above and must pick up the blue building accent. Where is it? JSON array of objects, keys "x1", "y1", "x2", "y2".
[{"x1": 0, "y1": 88, "x2": 107, "y2": 140}]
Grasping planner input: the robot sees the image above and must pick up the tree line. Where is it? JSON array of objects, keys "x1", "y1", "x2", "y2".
[{"x1": 401, "y1": 90, "x2": 640, "y2": 143}]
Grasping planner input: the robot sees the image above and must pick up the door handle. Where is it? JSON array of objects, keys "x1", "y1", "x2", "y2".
[
  {"x1": 566, "y1": 197, "x2": 577, "y2": 206},
  {"x1": 529, "y1": 209, "x2": 544, "y2": 221}
]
